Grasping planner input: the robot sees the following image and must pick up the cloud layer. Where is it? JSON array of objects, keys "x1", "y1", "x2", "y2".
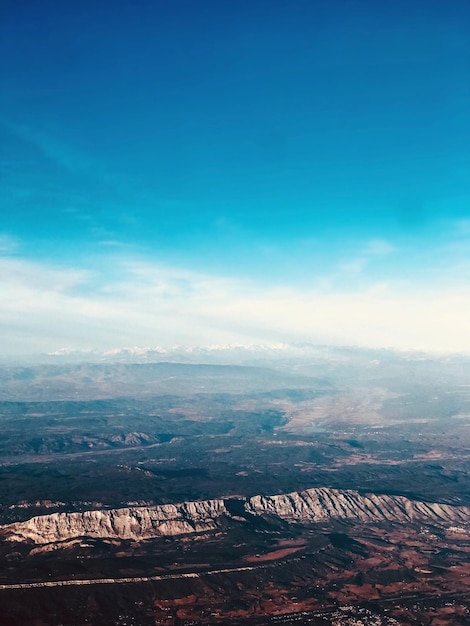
[{"x1": 2, "y1": 248, "x2": 470, "y2": 356}]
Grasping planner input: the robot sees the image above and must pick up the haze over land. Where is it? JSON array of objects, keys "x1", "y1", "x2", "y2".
[{"x1": 0, "y1": 345, "x2": 470, "y2": 624}]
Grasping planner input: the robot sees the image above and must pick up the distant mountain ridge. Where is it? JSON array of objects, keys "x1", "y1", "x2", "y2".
[
  {"x1": 0, "y1": 359, "x2": 323, "y2": 401},
  {"x1": 9, "y1": 342, "x2": 439, "y2": 365}
]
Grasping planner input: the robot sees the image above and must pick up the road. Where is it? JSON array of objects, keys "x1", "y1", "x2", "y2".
[{"x1": 0, "y1": 564, "x2": 263, "y2": 591}]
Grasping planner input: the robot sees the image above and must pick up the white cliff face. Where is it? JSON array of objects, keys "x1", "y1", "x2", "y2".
[
  {"x1": 2, "y1": 488, "x2": 470, "y2": 544},
  {"x1": 245, "y1": 488, "x2": 470, "y2": 526},
  {"x1": 3, "y1": 498, "x2": 228, "y2": 544}
]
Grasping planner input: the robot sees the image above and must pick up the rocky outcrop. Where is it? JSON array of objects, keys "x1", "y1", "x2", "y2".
[
  {"x1": 246, "y1": 487, "x2": 470, "y2": 526},
  {"x1": 3, "y1": 499, "x2": 228, "y2": 544},
  {"x1": 3, "y1": 488, "x2": 470, "y2": 544}
]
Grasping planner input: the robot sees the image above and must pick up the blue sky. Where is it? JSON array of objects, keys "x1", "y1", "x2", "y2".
[{"x1": 1, "y1": 1, "x2": 470, "y2": 354}]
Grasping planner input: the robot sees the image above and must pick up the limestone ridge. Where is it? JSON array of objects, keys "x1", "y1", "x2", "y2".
[
  {"x1": 3, "y1": 488, "x2": 470, "y2": 544},
  {"x1": 245, "y1": 488, "x2": 470, "y2": 525},
  {"x1": 3, "y1": 499, "x2": 228, "y2": 544}
]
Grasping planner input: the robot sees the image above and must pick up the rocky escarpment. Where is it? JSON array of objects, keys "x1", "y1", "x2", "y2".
[
  {"x1": 246, "y1": 487, "x2": 470, "y2": 526},
  {"x1": 3, "y1": 488, "x2": 470, "y2": 544},
  {"x1": 3, "y1": 499, "x2": 228, "y2": 544}
]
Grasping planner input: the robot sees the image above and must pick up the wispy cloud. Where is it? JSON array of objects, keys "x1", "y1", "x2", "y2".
[
  {"x1": 338, "y1": 258, "x2": 367, "y2": 276},
  {"x1": 361, "y1": 239, "x2": 395, "y2": 256},
  {"x1": 1, "y1": 120, "x2": 96, "y2": 174},
  {"x1": 326, "y1": 238, "x2": 396, "y2": 285},
  {"x1": 453, "y1": 219, "x2": 470, "y2": 237},
  {"x1": 0, "y1": 234, "x2": 19, "y2": 254},
  {"x1": 2, "y1": 251, "x2": 470, "y2": 356}
]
